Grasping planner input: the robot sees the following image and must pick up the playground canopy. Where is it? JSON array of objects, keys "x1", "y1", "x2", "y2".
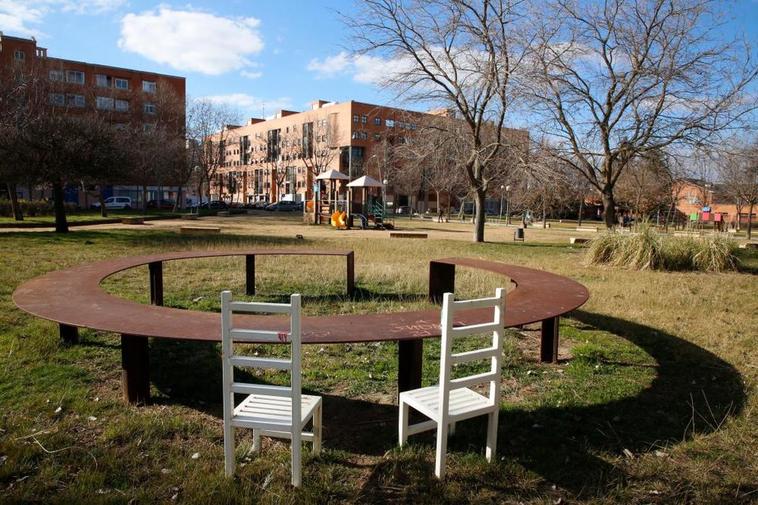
[
  {"x1": 316, "y1": 169, "x2": 349, "y2": 181},
  {"x1": 346, "y1": 175, "x2": 384, "y2": 188}
]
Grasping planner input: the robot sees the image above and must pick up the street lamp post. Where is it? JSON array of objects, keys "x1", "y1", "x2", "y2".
[
  {"x1": 505, "y1": 185, "x2": 511, "y2": 226},
  {"x1": 382, "y1": 179, "x2": 388, "y2": 224},
  {"x1": 499, "y1": 185, "x2": 505, "y2": 223}
]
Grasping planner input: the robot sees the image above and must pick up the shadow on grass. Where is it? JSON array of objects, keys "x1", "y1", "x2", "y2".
[{"x1": 145, "y1": 309, "x2": 745, "y2": 499}]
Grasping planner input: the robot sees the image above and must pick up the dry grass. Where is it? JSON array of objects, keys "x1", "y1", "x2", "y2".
[
  {"x1": 586, "y1": 224, "x2": 740, "y2": 272},
  {"x1": 0, "y1": 214, "x2": 756, "y2": 504}
]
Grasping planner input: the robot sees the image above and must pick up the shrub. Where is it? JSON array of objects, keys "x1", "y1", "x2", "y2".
[
  {"x1": 0, "y1": 199, "x2": 77, "y2": 217},
  {"x1": 586, "y1": 225, "x2": 739, "y2": 273}
]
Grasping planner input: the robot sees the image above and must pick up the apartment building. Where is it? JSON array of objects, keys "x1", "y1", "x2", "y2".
[
  {"x1": 212, "y1": 99, "x2": 529, "y2": 213},
  {"x1": 0, "y1": 33, "x2": 188, "y2": 206},
  {"x1": 673, "y1": 179, "x2": 757, "y2": 229}
]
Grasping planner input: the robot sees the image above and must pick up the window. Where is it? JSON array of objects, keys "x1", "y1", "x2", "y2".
[
  {"x1": 353, "y1": 115, "x2": 359, "y2": 123},
  {"x1": 373, "y1": 133, "x2": 381, "y2": 141},
  {"x1": 49, "y1": 93, "x2": 65, "y2": 106},
  {"x1": 143, "y1": 123, "x2": 155, "y2": 132},
  {"x1": 360, "y1": 131, "x2": 368, "y2": 140},
  {"x1": 66, "y1": 70, "x2": 85, "y2": 84},
  {"x1": 114, "y1": 78, "x2": 129, "y2": 90},
  {"x1": 385, "y1": 119, "x2": 395, "y2": 128},
  {"x1": 13, "y1": 50, "x2": 25, "y2": 61},
  {"x1": 96, "y1": 96, "x2": 114, "y2": 110},
  {"x1": 142, "y1": 80, "x2": 157, "y2": 93},
  {"x1": 373, "y1": 117, "x2": 381, "y2": 126},
  {"x1": 115, "y1": 99, "x2": 129, "y2": 112},
  {"x1": 95, "y1": 74, "x2": 109, "y2": 87},
  {"x1": 143, "y1": 103, "x2": 156, "y2": 114},
  {"x1": 49, "y1": 69, "x2": 65, "y2": 81},
  {"x1": 361, "y1": 115, "x2": 367, "y2": 124},
  {"x1": 67, "y1": 94, "x2": 85, "y2": 108}
]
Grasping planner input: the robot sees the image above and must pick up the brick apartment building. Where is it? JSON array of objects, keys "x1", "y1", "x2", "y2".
[
  {"x1": 211, "y1": 99, "x2": 529, "y2": 215},
  {"x1": 673, "y1": 178, "x2": 757, "y2": 229},
  {"x1": 0, "y1": 33, "x2": 188, "y2": 206}
]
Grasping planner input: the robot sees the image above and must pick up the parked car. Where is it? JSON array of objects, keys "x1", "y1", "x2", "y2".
[
  {"x1": 146, "y1": 199, "x2": 175, "y2": 210},
  {"x1": 192, "y1": 200, "x2": 228, "y2": 210},
  {"x1": 249, "y1": 200, "x2": 270, "y2": 209},
  {"x1": 90, "y1": 196, "x2": 132, "y2": 210},
  {"x1": 395, "y1": 206, "x2": 412, "y2": 215},
  {"x1": 264, "y1": 201, "x2": 300, "y2": 212}
]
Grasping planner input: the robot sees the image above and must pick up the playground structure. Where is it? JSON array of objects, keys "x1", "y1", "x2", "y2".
[{"x1": 315, "y1": 170, "x2": 389, "y2": 230}]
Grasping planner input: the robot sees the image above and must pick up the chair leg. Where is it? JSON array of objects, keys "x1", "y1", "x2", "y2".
[
  {"x1": 313, "y1": 404, "x2": 322, "y2": 456},
  {"x1": 223, "y1": 424, "x2": 235, "y2": 477},
  {"x1": 434, "y1": 421, "x2": 449, "y2": 479},
  {"x1": 398, "y1": 400, "x2": 409, "y2": 446},
  {"x1": 252, "y1": 429, "x2": 261, "y2": 454},
  {"x1": 291, "y1": 430, "x2": 302, "y2": 487},
  {"x1": 485, "y1": 410, "x2": 499, "y2": 463}
]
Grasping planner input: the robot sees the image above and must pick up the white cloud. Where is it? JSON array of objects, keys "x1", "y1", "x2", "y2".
[
  {"x1": 203, "y1": 93, "x2": 293, "y2": 119},
  {"x1": 240, "y1": 70, "x2": 263, "y2": 80},
  {"x1": 0, "y1": 0, "x2": 124, "y2": 37},
  {"x1": 119, "y1": 7, "x2": 264, "y2": 75},
  {"x1": 306, "y1": 51, "x2": 352, "y2": 79},
  {"x1": 307, "y1": 51, "x2": 415, "y2": 85}
]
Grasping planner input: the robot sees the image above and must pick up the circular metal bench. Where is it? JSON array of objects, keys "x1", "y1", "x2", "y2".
[{"x1": 13, "y1": 249, "x2": 589, "y2": 404}]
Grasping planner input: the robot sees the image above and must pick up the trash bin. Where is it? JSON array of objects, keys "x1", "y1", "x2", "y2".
[{"x1": 514, "y1": 228, "x2": 525, "y2": 241}]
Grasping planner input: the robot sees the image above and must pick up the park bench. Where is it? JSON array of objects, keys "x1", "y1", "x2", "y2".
[
  {"x1": 570, "y1": 237, "x2": 590, "y2": 245},
  {"x1": 575, "y1": 226, "x2": 598, "y2": 232},
  {"x1": 390, "y1": 232, "x2": 428, "y2": 239},
  {"x1": 13, "y1": 252, "x2": 587, "y2": 405},
  {"x1": 180, "y1": 226, "x2": 221, "y2": 235}
]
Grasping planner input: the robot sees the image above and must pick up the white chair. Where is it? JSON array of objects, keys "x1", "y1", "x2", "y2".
[
  {"x1": 221, "y1": 291, "x2": 322, "y2": 487},
  {"x1": 399, "y1": 288, "x2": 506, "y2": 479}
]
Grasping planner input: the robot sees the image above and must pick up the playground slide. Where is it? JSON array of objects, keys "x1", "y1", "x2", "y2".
[{"x1": 331, "y1": 210, "x2": 347, "y2": 228}]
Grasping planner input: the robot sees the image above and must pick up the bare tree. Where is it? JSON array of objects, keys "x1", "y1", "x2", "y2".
[
  {"x1": 186, "y1": 98, "x2": 240, "y2": 204},
  {"x1": 397, "y1": 117, "x2": 471, "y2": 221},
  {"x1": 527, "y1": 0, "x2": 757, "y2": 228},
  {"x1": 347, "y1": 0, "x2": 527, "y2": 242},
  {"x1": 615, "y1": 150, "x2": 674, "y2": 220},
  {"x1": 301, "y1": 117, "x2": 339, "y2": 223},
  {"x1": 718, "y1": 140, "x2": 758, "y2": 239}
]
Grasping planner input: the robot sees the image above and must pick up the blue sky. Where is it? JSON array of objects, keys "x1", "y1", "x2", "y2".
[{"x1": 2, "y1": 0, "x2": 756, "y2": 122}]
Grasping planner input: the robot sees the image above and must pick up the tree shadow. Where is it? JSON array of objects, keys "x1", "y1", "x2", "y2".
[{"x1": 147, "y1": 309, "x2": 746, "y2": 499}]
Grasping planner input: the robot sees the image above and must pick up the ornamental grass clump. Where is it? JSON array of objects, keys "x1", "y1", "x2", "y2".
[{"x1": 586, "y1": 225, "x2": 739, "y2": 273}]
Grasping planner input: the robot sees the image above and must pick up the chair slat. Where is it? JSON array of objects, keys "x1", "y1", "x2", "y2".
[
  {"x1": 229, "y1": 301, "x2": 292, "y2": 314},
  {"x1": 450, "y1": 346, "x2": 499, "y2": 364},
  {"x1": 451, "y1": 296, "x2": 503, "y2": 310},
  {"x1": 229, "y1": 356, "x2": 291, "y2": 370},
  {"x1": 230, "y1": 328, "x2": 290, "y2": 343},
  {"x1": 449, "y1": 371, "x2": 498, "y2": 390},
  {"x1": 450, "y1": 321, "x2": 502, "y2": 337},
  {"x1": 231, "y1": 382, "x2": 293, "y2": 397}
]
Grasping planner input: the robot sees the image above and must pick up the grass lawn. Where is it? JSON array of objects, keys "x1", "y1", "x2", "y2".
[
  {"x1": 0, "y1": 215, "x2": 756, "y2": 504},
  {"x1": 0, "y1": 209, "x2": 181, "y2": 226}
]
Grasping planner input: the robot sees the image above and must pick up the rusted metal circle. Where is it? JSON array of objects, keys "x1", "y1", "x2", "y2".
[{"x1": 13, "y1": 250, "x2": 589, "y2": 344}]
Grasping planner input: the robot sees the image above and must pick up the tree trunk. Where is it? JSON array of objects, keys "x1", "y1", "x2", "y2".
[
  {"x1": 52, "y1": 181, "x2": 69, "y2": 233},
  {"x1": 601, "y1": 188, "x2": 617, "y2": 229},
  {"x1": 98, "y1": 185, "x2": 108, "y2": 217},
  {"x1": 748, "y1": 203, "x2": 754, "y2": 240},
  {"x1": 473, "y1": 189, "x2": 486, "y2": 242},
  {"x1": 577, "y1": 195, "x2": 584, "y2": 227},
  {"x1": 7, "y1": 183, "x2": 23, "y2": 221},
  {"x1": 542, "y1": 198, "x2": 547, "y2": 228},
  {"x1": 175, "y1": 185, "x2": 183, "y2": 212}
]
